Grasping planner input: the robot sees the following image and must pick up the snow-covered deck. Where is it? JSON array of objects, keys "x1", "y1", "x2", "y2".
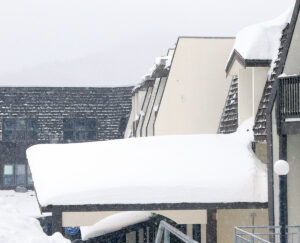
[{"x1": 27, "y1": 119, "x2": 267, "y2": 208}]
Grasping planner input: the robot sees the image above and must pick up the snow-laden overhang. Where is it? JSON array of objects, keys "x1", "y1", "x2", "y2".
[
  {"x1": 225, "y1": 6, "x2": 293, "y2": 75},
  {"x1": 27, "y1": 119, "x2": 267, "y2": 210}
]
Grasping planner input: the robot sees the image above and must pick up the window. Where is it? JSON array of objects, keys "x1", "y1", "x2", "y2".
[
  {"x1": 27, "y1": 167, "x2": 33, "y2": 185},
  {"x1": 2, "y1": 164, "x2": 32, "y2": 187},
  {"x1": 63, "y1": 119, "x2": 97, "y2": 142},
  {"x1": 16, "y1": 164, "x2": 26, "y2": 185},
  {"x1": 3, "y1": 119, "x2": 37, "y2": 141},
  {"x1": 3, "y1": 164, "x2": 14, "y2": 185}
]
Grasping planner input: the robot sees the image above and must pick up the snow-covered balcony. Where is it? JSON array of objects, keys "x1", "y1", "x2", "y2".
[{"x1": 278, "y1": 74, "x2": 300, "y2": 134}]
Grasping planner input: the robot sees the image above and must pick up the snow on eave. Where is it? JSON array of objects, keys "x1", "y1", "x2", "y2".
[
  {"x1": 80, "y1": 212, "x2": 153, "y2": 240},
  {"x1": 132, "y1": 53, "x2": 173, "y2": 94},
  {"x1": 226, "y1": 6, "x2": 294, "y2": 75},
  {"x1": 225, "y1": 50, "x2": 271, "y2": 75},
  {"x1": 27, "y1": 119, "x2": 267, "y2": 207}
]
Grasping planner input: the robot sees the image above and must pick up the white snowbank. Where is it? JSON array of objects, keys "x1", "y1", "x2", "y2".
[
  {"x1": 0, "y1": 191, "x2": 69, "y2": 243},
  {"x1": 27, "y1": 119, "x2": 267, "y2": 207},
  {"x1": 80, "y1": 211, "x2": 152, "y2": 240},
  {"x1": 233, "y1": 6, "x2": 293, "y2": 60},
  {"x1": 0, "y1": 190, "x2": 42, "y2": 218}
]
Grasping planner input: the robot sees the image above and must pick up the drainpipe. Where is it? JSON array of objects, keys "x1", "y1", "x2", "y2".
[{"x1": 266, "y1": 110, "x2": 275, "y2": 227}]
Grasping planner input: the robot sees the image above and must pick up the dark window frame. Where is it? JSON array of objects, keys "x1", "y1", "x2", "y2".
[
  {"x1": 2, "y1": 118, "x2": 38, "y2": 142},
  {"x1": 2, "y1": 163, "x2": 33, "y2": 188},
  {"x1": 63, "y1": 118, "x2": 97, "y2": 142}
]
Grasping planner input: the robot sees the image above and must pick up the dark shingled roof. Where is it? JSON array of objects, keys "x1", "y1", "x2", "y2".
[
  {"x1": 0, "y1": 87, "x2": 133, "y2": 142},
  {"x1": 253, "y1": 24, "x2": 290, "y2": 142},
  {"x1": 218, "y1": 76, "x2": 238, "y2": 134}
]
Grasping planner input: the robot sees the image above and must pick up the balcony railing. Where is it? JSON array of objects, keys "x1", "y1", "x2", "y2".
[
  {"x1": 234, "y1": 226, "x2": 300, "y2": 243},
  {"x1": 155, "y1": 221, "x2": 198, "y2": 243},
  {"x1": 278, "y1": 75, "x2": 300, "y2": 121}
]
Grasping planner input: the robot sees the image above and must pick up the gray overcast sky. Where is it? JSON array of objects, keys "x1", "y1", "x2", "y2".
[{"x1": 0, "y1": 0, "x2": 295, "y2": 87}]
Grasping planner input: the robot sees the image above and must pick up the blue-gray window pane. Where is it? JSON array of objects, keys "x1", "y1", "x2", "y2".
[
  {"x1": 28, "y1": 119, "x2": 37, "y2": 131},
  {"x1": 87, "y1": 131, "x2": 96, "y2": 140},
  {"x1": 16, "y1": 164, "x2": 26, "y2": 185},
  {"x1": 28, "y1": 131, "x2": 37, "y2": 140},
  {"x1": 63, "y1": 119, "x2": 73, "y2": 130},
  {"x1": 3, "y1": 119, "x2": 15, "y2": 129},
  {"x1": 16, "y1": 131, "x2": 25, "y2": 140},
  {"x1": 27, "y1": 167, "x2": 33, "y2": 185},
  {"x1": 3, "y1": 130, "x2": 14, "y2": 141},
  {"x1": 75, "y1": 120, "x2": 85, "y2": 130},
  {"x1": 16, "y1": 119, "x2": 26, "y2": 130},
  {"x1": 3, "y1": 165, "x2": 14, "y2": 185},
  {"x1": 75, "y1": 131, "x2": 85, "y2": 141},
  {"x1": 64, "y1": 131, "x2": 73, "y2": 140},
  {"x1": 87, "y1": 120, "x2": 96, "y2": 130}
]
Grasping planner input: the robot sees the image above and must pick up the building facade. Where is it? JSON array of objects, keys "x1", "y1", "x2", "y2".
[{"x1": 0, "y1": 86, "x2": 132, "y2": 190}]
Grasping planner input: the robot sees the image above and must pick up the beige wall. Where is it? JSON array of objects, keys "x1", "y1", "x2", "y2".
[
  {"x1": 278, "y1": 14, "x2": 300, "y2": 226},
  {"x1": 124, "y1": 88, "x2": 147, "y2": 138},
  {"x1": 124, "y1": 95, "x2": 135, "y2": 138},
  {"x1": 141, "y1": 78, "x2": 160, "y2": 136},
  {"x1": 255, "y1": 142, "x2": 267, "y2": 164},
  {"x1": 155, "y1": 37, "x2": 235, "y2": 135},
  {"x1": 238, "y1": 68, "x2": 253, "y2": 125},
  {"x1": 252, "y1": 67, "x2": 269, "y2": 118},
  {"x1": 287, "y1": 134, "x2": 300, "y2": 225},
  {"x1": 136, "y1": 85, "x2": 153, "y2": 137},
  {"x1": 272, "y1": 108, "x2": 280, "y2": 226},
  {"x1": 217, "y1": 209, "x2": 268, "y2": 243},
  {"x1": 62, "y1": 209, "x2": 207, "y2": 227},
  {"x1": 284, "y1": 14, "x2": 300, "y2": 75},
  {"x1": 147, "y1": 77, "x2": 168, "y2": 136},
  {"x1": 228, "y1": 63, "x2": 268, "y2": 128}
]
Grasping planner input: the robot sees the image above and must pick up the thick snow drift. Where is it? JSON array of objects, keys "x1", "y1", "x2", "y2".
[
  {"x1": 80, "y1": 211, "x2": 152, "y2": 241},
  {"x1": 233, "y1": 6, "x2": 293, "y2": 60},
  {"x1": 0, "y1": 190, "x2": 69, "y2": 243},
  {"x1": 27, "y1": 119, "x2": 267, "y2": 207},
  {"x1": 0, "y1": 190, "x2": 42, "y2": 218}
]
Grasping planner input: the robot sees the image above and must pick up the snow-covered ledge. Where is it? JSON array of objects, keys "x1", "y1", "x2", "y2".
[
  {"x1": 27, "y1": 119, "x2": 267, "y2": 207},
  {"x1": 26, "y1": 119, "x2": 267, "y2": 232}
]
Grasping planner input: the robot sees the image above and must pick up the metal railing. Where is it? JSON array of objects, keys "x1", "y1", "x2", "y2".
[
  {"x1": 279, "y1": 75, "x2": 300, "y2": 120},
  {"x1": 234, "y1": 226, "x2": 300, "y2": 243},
  {"x1": 155, "y1": 221, "x2": 198, "y2": 243}
]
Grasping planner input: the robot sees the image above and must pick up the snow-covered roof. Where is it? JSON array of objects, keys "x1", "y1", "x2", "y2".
[
  {"x1": 231, "y1": 6, "x2": 293, "y2": 61},
  {"x1": 132, "y1": 53, "x2": 173, "y2": 93},
  {"x1": 27, "y1": 119, "x2": 267, "y2": 207},
  {"x1": 80, "y1": 212, "x2": 152, "y2": 240}
]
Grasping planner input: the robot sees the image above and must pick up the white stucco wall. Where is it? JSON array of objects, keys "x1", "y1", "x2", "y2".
[
  {"x1": 141, "y1": 78, "x2": 160, "y2": 137},
  {"x1": 238, "y1": 68, "x2": 253, "y2": 125},
  {"x1": 252, "y1": 67, "x2": 269, "y2": 118},
  {"x1": 284, "y1": 14, "x2": 300, "y2": 75},
  {"x1": 287, "y1": 134, "x2": 300, "y2": 225},
  {"x1": 279, "y1": 13, "x2": 300, "y2": 225},
  {"x1": 272, "y1": 107, "x2": 280, "y2": 227},
  {"x1": 124, "y1": 95, "x2": 135, "y2": 138},
  {"x1": 147, "y1": 77, "x2": 167, "y2": 136},
  {"x1": 155, "y1": 37, "x2": 235, "y2": 135},
  {"x1": 124, "y1": 88, "x2": 147, "y2": 138},
  {"x1": 136, "y1": 85, "x2": 153, "y2": 137}
]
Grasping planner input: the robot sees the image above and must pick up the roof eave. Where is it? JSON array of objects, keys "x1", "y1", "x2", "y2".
[{"x1": 226, "y1": 50, "x2": 271, "y2": 76}]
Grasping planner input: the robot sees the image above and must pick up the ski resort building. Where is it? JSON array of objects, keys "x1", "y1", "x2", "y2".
[
  {"x1": 0, "y1": 86, "x2": 132, "y2": 190},
  {"x1": 125, "y1": 37, "x2": 235, "y2": 138}
]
